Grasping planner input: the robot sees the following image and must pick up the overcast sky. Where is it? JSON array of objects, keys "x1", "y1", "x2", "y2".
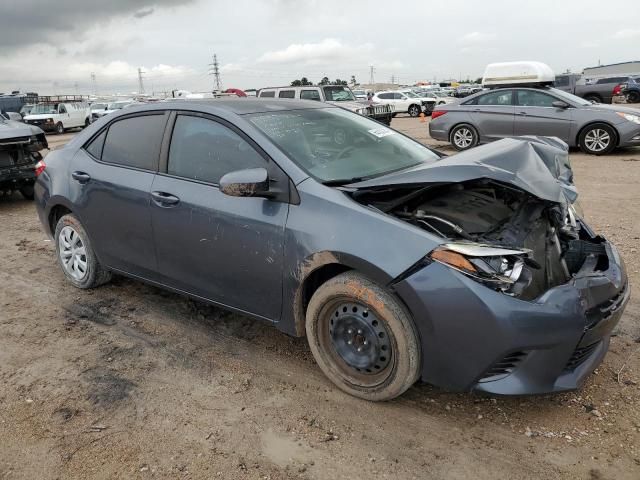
[{"x1": 1, "y1": 0, "x2": 639, "y2": 95}]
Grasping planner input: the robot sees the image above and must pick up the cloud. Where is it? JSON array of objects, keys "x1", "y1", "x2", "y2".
[
  {"x1": 0, "y1": 0, "x2": 193, "y2": 49},
  {"x1": 613, "y1": 29, "x2": 640, "y2": 39},
  {"x1": 457, "y1": 32, "x2": 497, "y2": 45},
  {"x1": 258, "y1": 38, "x2": 373, "y2": 65},
  {"x1": 133, "y1": 7, "x2": 155, "y2": 18}
]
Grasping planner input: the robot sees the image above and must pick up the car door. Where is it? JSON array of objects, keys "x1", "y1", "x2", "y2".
[
  {"x1": 393, "y1": 93, "x2": 410, "y2": 113},
  {"x1": 149, "y1": 112, "x2": 288, "y2": 320},
  {"x1": 68, "y1": 112, "x2": 167, "y2": 277},
  {"x1": 57, "y1": 104, "x2": 71, "y2": 127},
  {"x1": 513, "y1": 89, "x2": 572, "y2": 142},
  {"x1": 465, "y1": 90, "x2": 515, "y2": 140}
]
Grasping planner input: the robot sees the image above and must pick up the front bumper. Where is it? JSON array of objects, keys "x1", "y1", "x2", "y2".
[
  {"x1": 393, "y1": 240, "x2": 629, "y2": 395},
  {"x1": 25, "y1": 120, "x2": 56, "y2": 132},
  {"x1": 616, "y1": 121, "x2": 640, "y2": 147}
]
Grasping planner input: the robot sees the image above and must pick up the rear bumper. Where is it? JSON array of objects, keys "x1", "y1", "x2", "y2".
[
  {"x1": 0, "y1": 165, "x2": 37, "y2": 189},
  {"x1": 393, "y1": 240, "x2": 629, "y2": 395},
  {"x1": 428, "y1": 121, "x2": 448, "y2": 141}
]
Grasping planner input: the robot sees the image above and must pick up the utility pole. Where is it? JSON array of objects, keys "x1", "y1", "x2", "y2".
[
  {"x1": 90, "y1": 72, "x2": 97, "y2": 96},
  {"x1": 209, "y1": 54, "x2": 221, "y2": 91},
  {"x1": 137, "y1": 68, "x2": 146, "y2": 94},
  {"x1": 390, "y1": 74, "x2": 395, "y2": 84},
  {"x1": 369, "y1": 65, "x2": 375, "y2": 85}
]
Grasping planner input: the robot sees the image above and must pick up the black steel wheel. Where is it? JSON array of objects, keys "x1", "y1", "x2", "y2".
[
  {"x1": 626, "y1": 91, "x2": 640, "y2": 104},
  {"x1": 306, "y1": 271, "x2": 421, "y2": 401}
]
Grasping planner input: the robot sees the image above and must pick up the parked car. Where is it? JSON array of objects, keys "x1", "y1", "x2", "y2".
[
  {"x1": 429, "y1": 91, "x2": 456, "y2": 105},
  {"x1": 372, "y1": 91, "x2": 427, "y2": 117},
  {"x1": 35, "y1": 99, "x2": 628, "y2": 400},
  {"x1": 555, "y1": 74, "x2": 634, "y2": 104},
  {"x1": 430, "y1": 86, "x2": 640, "y2": 154},
  {"x1": 23, "y1": 102, "x2": 91, "y2": 134},
  {"x1": 0, "y1": 114, "x2": 47, "y2": 198},
  {"x1": 258, "y1": 85, "x2": 393, "y2": 125},
  {"x1": 351, "y1": 89, "x2": 368, "y2": 100},
  {"x1": 90, "y1": 102, "x2": 110, "y2": 120},
  {"x1": 398, "y1": 89, "x2": 438, "y2": 113}
]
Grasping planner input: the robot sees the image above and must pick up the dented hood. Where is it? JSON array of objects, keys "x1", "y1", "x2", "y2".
[{"x1": 347, "y1": 136, "x2": 577, "y2": 204}]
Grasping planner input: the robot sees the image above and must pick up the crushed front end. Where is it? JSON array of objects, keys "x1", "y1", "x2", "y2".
[
  {"x1": 347, "y1": 137, "x2": 629, "y2": 394},
  {"x1": 0, "y1": 118, "x2": 47, "y2": 196}
]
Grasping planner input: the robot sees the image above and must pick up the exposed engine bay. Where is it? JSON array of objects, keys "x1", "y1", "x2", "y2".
[{"x1": 351, "y1": 179, "x2": 607, "y2": 300}]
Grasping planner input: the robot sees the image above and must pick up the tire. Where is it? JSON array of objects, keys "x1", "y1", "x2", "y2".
[
  {"x1": 583, "y1": 94, "x2": 602, "y2": 104},
  {"x1": 305, "y1": 271, "x2": 421, "y2": 401},
  {"x1": 54, "y1": 214, "x2": 112, "y2": 289},
  {"x1": 626, "y1": 91, "x2": 640, "y2": 104},
  {"x1": 450, "y1": 124, "x2": 479, "y2": 151},
  {"x1": 408, "y1": 104, "x2": 421, "y2": 117},
  {"x1": 19, "y1": 184, "x2": 34, "y2": 200},
  {"x1": 84, "y1": 117, "x2": 91, "y2": 127},
  {"x1": 55, "y1": 122, "x2": 65, "y2": 135},
  {"x1": 579, "y1": 123, "x2": 617, "y2": 155}
]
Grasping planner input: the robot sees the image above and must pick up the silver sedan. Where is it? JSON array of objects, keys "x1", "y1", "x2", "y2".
[{"x1": 429, "y1": 87, "x2": 640, "y2": 155}]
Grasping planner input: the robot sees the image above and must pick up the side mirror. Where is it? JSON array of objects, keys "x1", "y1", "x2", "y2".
[
  {"x1": 220, "y1": 167, "x2": 271, "y2": 198},
  {"x1": 552, "y1": 101, "x2": 569, "y2": 109}
]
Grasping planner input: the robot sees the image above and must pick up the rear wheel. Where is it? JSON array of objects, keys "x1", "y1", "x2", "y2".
[
  {"x1": 305, "y1": 272, "x2": 421, "y2": 401},
  {"x1": 583, "y1": 94, "x2": 602, "y2": 104},
  {"x1": 54, "y1": 214, "x2": 112, "y2": 289},
  {"x1": 408, "y1": 104, "x2": 421, "y2": 117},
  {"x1": 19, "y1": 184, "x2": 34, "y2": 200},
  {"x1": 579, "y1": 123, "x2": 617, "y2": 155},
  {"x1": 450, "y1": 124, "x2": 479, "y2": 151},
  {"x1": 55, "y1": 122, "x2": 65, "y2": 135}
]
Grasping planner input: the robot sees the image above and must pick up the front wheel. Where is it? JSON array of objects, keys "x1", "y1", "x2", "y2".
[
  {"x1": 54, "y1": 214, "x2": 112, "y2": 289},
  {"x1": 305, "y1": 272, "x2": 421, "y2": 401},
  {"x1": 626, "y1": 91, "x2": 640, "y2": 104},
  {"x1": 84, "y1": 117, "x2": 91, "y2": 127},
  {"x1": 450, "y1": 124, "x2": 479, "y2": 151},
  {"x1": 55, "y1": 122, "x2": 65, "y2": 135},
  {"x1": 408, "y1": 104, "x2": 421, "y2": 117},
  {"x1": 579, "y1": 123, "x2": 616, "y2": 155}
]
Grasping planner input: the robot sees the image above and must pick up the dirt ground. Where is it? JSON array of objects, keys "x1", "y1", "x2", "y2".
[{"x1": 1, "y1": 117, "x2": 639, "y2": 480}]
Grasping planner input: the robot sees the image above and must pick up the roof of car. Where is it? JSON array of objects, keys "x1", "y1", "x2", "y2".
[{"x1": 122, "y1": 98, "x2": 332, "y2": 115}]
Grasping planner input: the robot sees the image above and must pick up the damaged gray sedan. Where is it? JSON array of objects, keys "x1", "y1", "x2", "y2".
[{"x1": 34, "y1": 100, "x2": 628, "y2": 400}]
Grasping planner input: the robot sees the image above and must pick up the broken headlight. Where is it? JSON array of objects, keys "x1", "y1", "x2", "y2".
[{"x1": 429, "y1": 243, "x2": 533, "y2": 296}]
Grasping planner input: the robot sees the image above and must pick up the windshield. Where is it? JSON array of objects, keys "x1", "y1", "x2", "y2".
[
  {"x1": 322, "y1": 86, "x2": 356, "y2": 102},
  {"x1": 547, "y1": 87, "x2": 592, "y2": 106},
  {"x1": 30, "y1": 104, "x2": 58, "y2": 115},
  {"x1": 249, "y1": 107, "x2": 440, "y2": 183}
]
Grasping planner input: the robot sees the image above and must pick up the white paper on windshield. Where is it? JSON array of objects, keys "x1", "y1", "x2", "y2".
[{"x1": 368, "y1": 127, "x2": 396, "y2": 138}]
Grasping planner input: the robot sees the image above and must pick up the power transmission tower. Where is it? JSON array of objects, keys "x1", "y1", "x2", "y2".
[
  {"x1": 138, "y1": 68, "x2": 146, "y2": 94},
  {"x1": 391, "y1": 74, "x2": 395, "y2": 84},
  {"x1": 369, "y1": 65, "x2": 375, "y2": 84},
  {"x1": 209, "y1": 54, "x2": 221, "y2": 91},
  {"x1": 90, "y1": 72, "x2": 97, "y2": 96}
]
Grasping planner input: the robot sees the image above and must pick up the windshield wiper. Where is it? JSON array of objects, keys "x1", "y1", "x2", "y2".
[{"x1": 322, "y1": 177, "x2": 364, "y2": 186}]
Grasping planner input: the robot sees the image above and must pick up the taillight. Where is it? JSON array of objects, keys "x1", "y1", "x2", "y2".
[
  {"x1": 613, "y1": 84, "x2": 622, "y2": 95},
  {"x1": 35, "y1": 160, "x2": 46, "y2": 177},
  {"x1": 431, "y1": 110, "x2": 447, "y2": 120}
]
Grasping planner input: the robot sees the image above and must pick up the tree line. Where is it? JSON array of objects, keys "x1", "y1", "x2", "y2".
[{"x1": 290, "y1": 75, "x2": 357, "y2": 87}]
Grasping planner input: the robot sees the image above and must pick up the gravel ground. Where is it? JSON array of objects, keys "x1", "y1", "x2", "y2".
[{"x1": 1, "y1": 117, "x2": 639, "y2": 480}]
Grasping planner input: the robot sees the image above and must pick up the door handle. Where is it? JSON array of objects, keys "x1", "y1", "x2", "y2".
[
  {"x1": 151, "y1": 191, "x2": 180, "y2": 207},
  {"x1": 71, "y1": 171, "x2": 91, "y2": 184}
]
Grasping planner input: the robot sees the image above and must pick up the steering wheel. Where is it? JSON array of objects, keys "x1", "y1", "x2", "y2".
[{"x1": 335, "y1": 145, "x2": 355, "y2": 161}]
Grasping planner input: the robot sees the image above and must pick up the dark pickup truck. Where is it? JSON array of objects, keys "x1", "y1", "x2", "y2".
[
  {"x1": 0, "y1": 114, "x2": 47, "y2": 199},
  {"x1": 555, "y1": 74, "x2": 632, "y2": 104}
]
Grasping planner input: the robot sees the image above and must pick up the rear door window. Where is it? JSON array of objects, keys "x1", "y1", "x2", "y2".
[
  {"x1": 85, "y1": 130, "x2": 107, "y2": 159},
  {"x1": 260, "y1": 91, "x2": 275, "y2": 98},
  {"x1": 278, "y1": 90, "x2": 295, "y2": 98},
  {"x1": 167, "y1": 115, "x2": 266, "y2": 185},
  {"x1": 101, "y1": 114, "x2": 165, "y2": 170},
  {"x1": 300, "y1": 89, "x2": 321, "y2": 101}
]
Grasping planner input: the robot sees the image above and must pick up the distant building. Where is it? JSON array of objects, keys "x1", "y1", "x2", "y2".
[{"x1": 583, "y1": 61, "x2": 640, "y2": 78}]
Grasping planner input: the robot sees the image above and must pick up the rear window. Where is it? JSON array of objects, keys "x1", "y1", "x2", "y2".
[
  {"x1": 101, "y1": 114, "x2": 165, "y2": 170},
  {"x1": 260, "y1": 91, "x2": 275, "y2": 98}
]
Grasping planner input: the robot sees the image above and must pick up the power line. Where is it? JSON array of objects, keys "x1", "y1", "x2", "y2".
[{"x1": 208, "y1": 54, "x2": 221, "y2": 91}]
